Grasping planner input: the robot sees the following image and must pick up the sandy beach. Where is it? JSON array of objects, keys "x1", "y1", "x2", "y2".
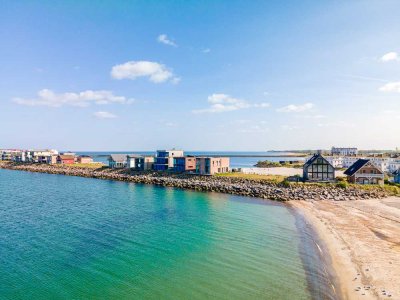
[{"x1": 291, "y1": 198, "x2": 400, "y2": 300}]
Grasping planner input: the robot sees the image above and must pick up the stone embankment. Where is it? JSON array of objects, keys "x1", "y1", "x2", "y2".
[{"x1": 0, "y1": 162, "x2": 390, "y2": 201}]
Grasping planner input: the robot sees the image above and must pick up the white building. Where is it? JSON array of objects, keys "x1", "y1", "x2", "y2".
[{"x1": 331, "y1": 147, "x2": 358, "y2": 156}]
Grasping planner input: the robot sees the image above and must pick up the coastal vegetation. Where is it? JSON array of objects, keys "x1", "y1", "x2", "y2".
[
  {"x1": 216, "y1": 172, "x2": 286, "y2": 183},
  {"x1": 254, "y1": 160, "x2": 303, "y2": 168}
]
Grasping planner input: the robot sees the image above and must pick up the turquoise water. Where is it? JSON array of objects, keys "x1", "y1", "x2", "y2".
[{"x1": 0, "y1": 169, "x2": 332, "y2": 299}]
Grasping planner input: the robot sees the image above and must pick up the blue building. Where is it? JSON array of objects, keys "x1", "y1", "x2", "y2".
[
  {"x1": 153, "y1": 149, "x2": 184, "y2": 171},
  {"x1": 394, "y1": 169, "x2": 400, "y2": 184}
]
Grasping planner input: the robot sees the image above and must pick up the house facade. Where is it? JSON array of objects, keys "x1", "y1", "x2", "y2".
[
  {"x1": 77, "y1": 156, "x2": 93, "y2": 164},
  {"x1": 344, "y1": 159, "x2": 384, "y2": 185},
  {"x1": 303, "y1": 154, "x2": 335, "y2": 182},
  {"x1": 127, "y1": 155, "x2": 154, "y2": 171},
  {"x1": 108, "y1": 154, "x2": 128, "y2": 168},
  {"x1": 195, "y1": 157, "x2": 230, "y2": 175},
  {"x1": 154, "y1": 150, "x2": 184, "y2": 171},
  {"x1": 173, "y1": 156, "x2": 196, "y2": 172}
]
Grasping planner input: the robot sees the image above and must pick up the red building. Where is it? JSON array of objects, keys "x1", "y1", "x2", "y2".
[{"x1": 57, "y1": 155, "x2": 75, "y2": 164}]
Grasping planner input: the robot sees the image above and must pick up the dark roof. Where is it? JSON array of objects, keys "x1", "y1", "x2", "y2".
[
  {"x1": 393, "y1": 168, "x2": 400, "y2": 176},
  {"x1": 108, "y1": 154, "x2": 128, "y2": 162},
  {"x1": 303, "y1": 154, "x2": 332, "y2": 169},
  {"x1": 344, "y1": 159, "x2": 375, "y2": 176}
]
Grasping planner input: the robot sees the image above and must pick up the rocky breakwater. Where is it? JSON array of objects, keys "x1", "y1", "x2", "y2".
[{"x1": 0, "y1": 162, "x2": 390, "y2": 201}]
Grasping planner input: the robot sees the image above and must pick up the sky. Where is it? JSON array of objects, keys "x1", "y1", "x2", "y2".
[{"x1": 1, "y1": 0, "x2": 400, "y2": 151}]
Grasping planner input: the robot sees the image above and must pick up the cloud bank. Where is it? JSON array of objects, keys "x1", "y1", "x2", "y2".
[
  {"x1": 192, "y1": 93, "x2": 269, "y2": 114},
  {"x1": 277, "y1": 103, "x2": 314, "y2": 113},
  {"x1": 13, "y1": 89, "x2": 133, "y2": 107}
]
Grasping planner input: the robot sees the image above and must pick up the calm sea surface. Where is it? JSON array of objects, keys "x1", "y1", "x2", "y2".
[
  {"x1": 0, "y1": 169, "x2": 334, "y2": 299},
  {"x1": 76, "y1": 151, "x2": 306, "y2": 168}
]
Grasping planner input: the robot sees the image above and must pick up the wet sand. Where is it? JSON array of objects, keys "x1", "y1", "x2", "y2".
[{"x1": 291, "y1": 198, "x2": 400, "y2": 299}]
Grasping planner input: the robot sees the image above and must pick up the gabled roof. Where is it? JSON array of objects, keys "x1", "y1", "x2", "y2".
[
  {"x1": 344, "y1": 159, "x2": 381, "y2": 176},
  {"x1": 303, "y1": 154, "x2": 332, "y2": 169},
  {"x1": 108, "y1": 154, "x2": 128, "y2": 162}
]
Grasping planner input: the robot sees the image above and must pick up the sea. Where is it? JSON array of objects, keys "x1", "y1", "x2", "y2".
[
  {"x1": 0, "y1": 168, "x2": 337, "y2": 299},
  {"x1": 75, "y1": 151, "x2": 306, "y2": 168}
]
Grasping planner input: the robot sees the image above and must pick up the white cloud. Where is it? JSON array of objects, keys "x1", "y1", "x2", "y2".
[
  {"x1": 157, "y1": 34, "x2": 177, "y2": 47},
  {"x1": 93, "y1": 111, "x2": 117, "y2": 119},
  {"x1": 12, "y1": 89, "x2": 134, "y2": 107},
  {"x1": 317, "y1": 121, "x2": 354, "y2": 128},
  {"x1": 281, "y1": 125, "x2": 299, "y2": 131},
  {"x1": 111, "y1": 60, "x2": 178, "y2": 83},
  {"x1": 300, "y1": 114, "x2": 326, "y2": 119},
  {"x1": 381, "y1": 52, "x2": 399, "y2": 62},
  {"x1": 192, "y1": 93, "x2": 270, "y2": 114},
  {"x1": 379, "y1": 81, "x2": 400, "y2": 92},
  {"x1": 277, "y1": 102, "x2": 314, "y2": 113},
  {"x1": 202, "y1": 48, "x2": 211, "y2": 53}
]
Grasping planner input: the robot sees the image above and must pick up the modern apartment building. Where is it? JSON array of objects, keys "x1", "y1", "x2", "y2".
[
  {"x1": 154, "y1": 149, "x2": 184, "y2": 171},
  {"x1": 195, "y1": 157, "x2": 230, "y2": 175},
  {"x1": 127, "y1": 155, "x2": 155, "y2": 171},
  {"x1": 331, "y1": 147, "x2": 358, "y2": 156},
  {"x1": 173, "y1": 156, "x2": 196, "y2": 172}
]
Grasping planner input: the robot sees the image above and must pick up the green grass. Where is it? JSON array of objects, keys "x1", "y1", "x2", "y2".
[{"x1": 215, "y1": 172, "x2": 286, "y2": 183}]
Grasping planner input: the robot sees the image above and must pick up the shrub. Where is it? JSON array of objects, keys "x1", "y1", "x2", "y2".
[{"x1": 336, "y1": 181, "x2": 348, "y2": 189}]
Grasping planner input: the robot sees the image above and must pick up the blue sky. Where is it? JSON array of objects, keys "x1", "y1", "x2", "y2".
[{"x1": 1, "y1": 0, "x2": 399, "y2": 151}]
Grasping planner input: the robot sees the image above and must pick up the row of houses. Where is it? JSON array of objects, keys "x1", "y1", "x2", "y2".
[
  {"x1": 308, "y1": 154, "x2": 400, "y2": 173},
  {"x1": 108, "y1": 149, "x2": 230, "y2": 175},
  {"x1": 303, "y1": 153, "x2": 400, "y2": 185},
  {"x1": 0, "y1": 149, "x2": 93, "y2": 165}
]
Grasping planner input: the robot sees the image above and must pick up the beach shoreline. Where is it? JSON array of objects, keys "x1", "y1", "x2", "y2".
[{"x1": 290, "y1": 198, "x2": 400, "y2": 300}]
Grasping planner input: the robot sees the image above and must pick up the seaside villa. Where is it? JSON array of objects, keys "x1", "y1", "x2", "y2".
[
  {"x1": 303, "y1": 154, "x2": 335, "y2": 182},
  {"x1": 344, "y1": 159, "x2": 384, "y2": 185},
  {"x1": 108, "y1": 154, "x2": 128, "y2": 168}
]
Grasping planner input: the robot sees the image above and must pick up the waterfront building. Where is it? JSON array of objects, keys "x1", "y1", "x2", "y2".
[
  {"x1": 57, "y1": 155, "x2": 75, "y2": 164},
  {"x1": 195, "y1": 157, "x2": 230, "y2": 175},
  {"x1": 389, "y1": 160, "x2": 400, "y2": 173},
  {"x1": 325, "y1": 156, "x2": 343, "y2": 168},
  {"x1": 173, "y1": 156, "x2": 196, "y2": 173},
  {"x1": 154, "y1": 149, "x2": 184, "y2": 171},
  {"x1": 108, "y1": 154, "x2": 128, "y2": 168},
  {"x1": 77, "y1": 155, "x2": 93, "y2": 164},
  {"x1": 394, "y1": 169, "x2": 400, "y2": 184},
  {"x1": 127, "y1": 155, "x2": 154, "y2": 171},
  {"x1": 303, "y1": 154, "x2": 335, "y2": 182},
  {"x1": 344, "y1": 159, "x2": 384, "y2": 185},
  {"x1": 30, "y1": 150, "x2": 59, "y2": 163},
  {"x1": 331, "y1": 147, "x2": 358, "y2": 156}
]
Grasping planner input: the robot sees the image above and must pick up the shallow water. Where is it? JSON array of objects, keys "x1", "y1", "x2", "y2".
[{"x1": 0, "y1": 169, "x2": 333, "y2": 299}]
